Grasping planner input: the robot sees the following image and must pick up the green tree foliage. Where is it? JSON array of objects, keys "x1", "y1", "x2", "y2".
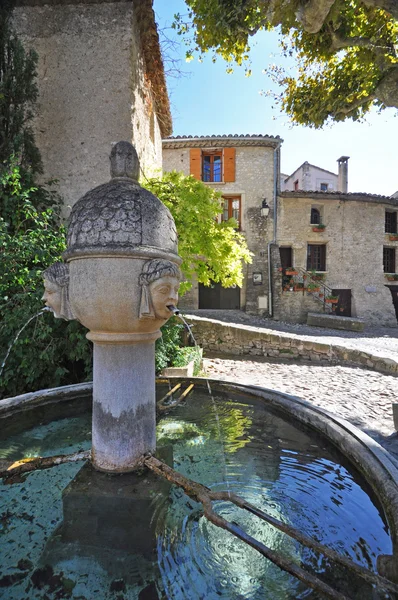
[
  {"x1": 145, "y1": 171, "x2": 252, "y2": 293},
  {"x1": 0, "y1": 0, "x2": 42, "y2": 174},
  {"x1": 0, "y1": 166, "x2": 93, "y2": 399},
  {"x1": 174, "y1": 0, "x2": 398, "y2": 127}
]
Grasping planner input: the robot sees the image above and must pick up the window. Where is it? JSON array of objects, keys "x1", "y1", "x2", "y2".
[
  {"x1": 203, "y1": 151, "x2": 222, "y2": 182},
  {"x1": 311, "y1": 208, "x2": 321, "y2": 225},
  {"x1": 221, "y1": 196, "x2": 241, "y2": 228},
  {"x1": 383, "y1": 247, "x2": 396, "y2": 273},
  {"x1": 307, "y1": 244, "x2": 326, "y2": 271},
  {"x1": 190, "y1": 148, "x2": 236, "y2": 183},
  {"x1": 385, "y1": 211, "x2": 397, "y2": 234},
  {"x1": 294, "y1": 179, "x2": 299, "y2": 191},
  {"x1": 320, "y1": 183, "x2": 328, "y2": 192}
]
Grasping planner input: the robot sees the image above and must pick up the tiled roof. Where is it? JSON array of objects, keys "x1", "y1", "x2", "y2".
[
  {"x1": 281, "y1": 190, "x2": 398, "y2": 205},
  {"x1": 163, "y1": 134, "x2": 283, "y2": 148},
  {"x1": 165, "y1": 134, "x2": 282, "y2": 140}
]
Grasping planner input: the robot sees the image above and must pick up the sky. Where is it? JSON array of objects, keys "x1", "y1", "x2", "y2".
[{"x1": 153, "y1": 0, "x2": 397, "y2": 196}]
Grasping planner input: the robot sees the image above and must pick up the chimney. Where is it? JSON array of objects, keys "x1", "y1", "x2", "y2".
[{"x1": 337, "y1": 156, "x2": 349, "y2": 193}]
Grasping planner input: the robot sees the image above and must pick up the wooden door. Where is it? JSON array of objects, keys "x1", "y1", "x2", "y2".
[
  {"x1": 279, "y1": 247, "x2": 292, "y2": 269},
  {"x1": 387, "y1": 285, "x2": 398, "y2": 322},
  {"x1": 332, "y1": 289, "x2": 351, "y2": 317},
  {"x1": 199, "y1": 283, "x2": 240, "y2": 309}
]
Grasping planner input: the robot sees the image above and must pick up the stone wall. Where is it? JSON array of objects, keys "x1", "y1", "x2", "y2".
[
  {"x1": 163, "y1": 143, "x2": 277, "y2": 312},
  {"x1": 14, "y1": 1, "x2": 164, "y2": 213},
  {"x1": 187, "y1": 316, "x2": 398, "y2": 375},
  {"x1": 277, "y1": 195, "x2": 398, "y2": 325}
]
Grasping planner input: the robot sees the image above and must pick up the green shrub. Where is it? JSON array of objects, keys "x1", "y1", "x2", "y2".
[
  {"x1": 0, "y1": 166, "x2": 93, "y2": 399},
  {"x1": 172, "y1": 346, "x2": 203, "y2": 375},
  {"x1": 155, "y1": 318, "x2": 185, "y2": 374}
]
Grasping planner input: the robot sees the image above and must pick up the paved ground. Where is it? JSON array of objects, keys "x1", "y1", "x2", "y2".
[
  {"x1": 187, "y1": 310, "x2": 398, "y2": 362},
  {"x1": 186, "y1": 311, "x2": 398, "y2": 461}
]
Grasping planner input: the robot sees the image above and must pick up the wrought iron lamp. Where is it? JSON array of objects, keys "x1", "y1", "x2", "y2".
[{"x1": 261, "y1": 199, "x2": 270, "y2": 218}]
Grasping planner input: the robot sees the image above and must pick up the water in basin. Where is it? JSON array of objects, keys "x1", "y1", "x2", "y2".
[{"x1": 0, "y1": 386, "x2": 392, "y2": 599}]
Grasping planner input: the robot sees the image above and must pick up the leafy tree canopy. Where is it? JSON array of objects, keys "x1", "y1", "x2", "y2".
[
  {"x1": 174, "y1": 0, "x2": 398, "y2": 127},
  {"x1": 144, "y1": 171, "x2": 252, "y2": 292}
]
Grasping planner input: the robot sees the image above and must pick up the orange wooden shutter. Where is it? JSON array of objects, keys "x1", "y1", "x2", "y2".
[
  {"x1": 190, "y1": 148, "x2": 202, "y2": 180},
  {"x1": 223, "y1": 147, "x2": 236, "y2": 182}
]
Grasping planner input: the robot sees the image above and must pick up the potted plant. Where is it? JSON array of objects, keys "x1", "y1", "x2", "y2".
[
  {"x1": 294, "y1": 282, "x2": 306, "y2": 291},
  {"x1": 386, "y1": 273, "x2": 398, "y2": 281},
  {"x1": 325, "y1": 294, "x2": 339, "y2": 304},
  {"x1": 309, "y1": 269, "x2": 325, "y2": 280},
  {"x1": 285, "y1": 267, "x2": 298, "y2": 275},
  {"x1": 312, "y1": 223, "x2": 326, "y2": 233},
  {"x1": 307, "y1": 282, "x2": 320, "y2": 293},
  {"x1": 389, "y1": 234, "x2": 398, "y2": 241}
]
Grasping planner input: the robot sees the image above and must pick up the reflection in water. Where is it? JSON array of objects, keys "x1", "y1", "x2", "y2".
[{"x1": 0, "y1": 389, "x2": 393, "y2": 599}]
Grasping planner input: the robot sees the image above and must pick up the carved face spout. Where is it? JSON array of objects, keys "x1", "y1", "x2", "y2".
[
  {"x1": 149, "y1": 275, "x2": 180, "y2": 320},
  {"x1": 42, "y1": 278, "x2": 62, "y2": 317},
  {"x1": 41, "y1": 262, "x2": 75, "y2": 321}
]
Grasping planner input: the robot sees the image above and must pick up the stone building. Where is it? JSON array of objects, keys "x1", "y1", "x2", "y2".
[
  {"x1": 13, "y1": 0, "x2": 171, "y2": 213},
  {"x1": 163, "y1": 136, "x2": 398, "y2": 326},
  {"x1": 162, "y1": 134, "x2": 283, "y2": 314},
  {"x1": 281, "y1": 157, "x2": 349, "y2": 193}
]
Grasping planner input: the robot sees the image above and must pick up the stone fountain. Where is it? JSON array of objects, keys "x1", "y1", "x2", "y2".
[
  {"x1": 42, "y1": 141, "x2": 182, "y2": 472},
  {"x1": 3, "y1": 142, "x2": 398, "y2": 598}
]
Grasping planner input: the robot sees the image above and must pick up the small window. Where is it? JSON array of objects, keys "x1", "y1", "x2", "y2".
[
  {"x1": 294, "y1": 179, "x2": 299, "y2": 191},
  {"x1": 311, "y1": 208, "x2": 321, "y2": 225},
  {"x1": 385, "y1": 211, "x2": 397, "y2": 234},
  {"x1": 307, "y1": 244, "x2": 326, "y2": 271},
  {"x1": 383, "y1": 247, "x2": 396, "y2": 273},
  {"x1": 203, "y1": 151, "x2": 222, "y2": 182},
  {"x1": 320, "y1": 183, "x2": 328, "y2": 192},
  {"x1": 221, "y1": 196, "x2": 241, "y2": 229}
]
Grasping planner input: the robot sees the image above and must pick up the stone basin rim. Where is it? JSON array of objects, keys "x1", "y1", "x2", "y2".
[{"x1": 1, "y1": 378, "x2": 398, "y2": 552}]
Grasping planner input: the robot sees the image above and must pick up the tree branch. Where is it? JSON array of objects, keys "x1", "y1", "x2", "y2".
[
  {"x1": 330, "y1": 31, "x2": 374, "y2": 51},
  {"x1": 0, "y1": 450, "x2": 90, "y2": 484},
  {"x1": 362, "y1": 0, "x2": 398, "y2": 19},
  {"x1": 296, "y1": 0, "x2": 336, "y2": 33}
]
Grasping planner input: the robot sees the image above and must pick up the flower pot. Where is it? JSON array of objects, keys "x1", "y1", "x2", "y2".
[
  {"x1": 312, "y1": 227, "x2": 325, "y2": 232},
  {"x1": 286, "y1": 270, "x2": 298, "y2": 275},
  {"x1": 386, "y1": 276, "x2": 398, "y2": 281},
  {"x1": 325, "y1": 298, "x2": 338, "y2": 304},
  {"x1": 294, "y1": 286, "x2": 305, "y2": 292},
  {"x1": 308, "y1": 287, "x2": 320, "y2": 293},
  {"x1": 389, "y1": 235, "x2": 398, "y2": 241}
]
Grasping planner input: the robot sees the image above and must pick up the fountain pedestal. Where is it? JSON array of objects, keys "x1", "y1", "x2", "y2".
[{"x1": 91, "y1": 339, "x2": 157, "y2": 472}]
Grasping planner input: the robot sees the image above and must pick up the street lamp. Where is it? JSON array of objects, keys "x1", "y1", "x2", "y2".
[{"x1": 261, "y1": 199, "x2": 270, "y2": 218}]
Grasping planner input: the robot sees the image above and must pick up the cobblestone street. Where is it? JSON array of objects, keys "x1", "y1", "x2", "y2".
[{"x1": 203, "y1": 354, "x2": 398, "y2": 461}]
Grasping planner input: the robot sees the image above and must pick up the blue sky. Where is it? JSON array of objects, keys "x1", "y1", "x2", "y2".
[{"x1": 154, "y1": 0, "x2": 397, "y2": 196}]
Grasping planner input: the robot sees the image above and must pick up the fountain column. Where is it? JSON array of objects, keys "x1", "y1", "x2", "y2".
[{"x1": 57, "y1": 141, "x2": 181, "y2": 472}]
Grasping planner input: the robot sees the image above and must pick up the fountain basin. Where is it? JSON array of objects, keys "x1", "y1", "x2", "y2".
[{"x1": 0, "y1": 379, "x2": 397, "y2": 598}]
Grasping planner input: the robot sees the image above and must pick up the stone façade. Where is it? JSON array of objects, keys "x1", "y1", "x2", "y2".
[
  {"x1": 163, "y1": 136, "x2": 398, "y2": 326},
  {"x1": 13, "y1": 0, "x2": 171, "y2": 214}
]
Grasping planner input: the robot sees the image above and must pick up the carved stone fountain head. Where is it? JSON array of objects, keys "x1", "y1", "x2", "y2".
[{"x1": 44, "y1": 142, "x2": 182, "y2": 472}]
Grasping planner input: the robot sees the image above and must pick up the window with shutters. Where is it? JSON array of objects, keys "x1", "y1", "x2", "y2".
[
  {"x1": 385, "y1": 211, "x2": 397, "y2": 234},
  {"x1": 203, "y1": 151, "x2": 222, "y2": 182},
  {"x1": 189, "y1": 148, "x2": 236, "y2": 183},
  {"x1": 221, "y1": 196, "x2": 241, "y2": 229},
  {"x1": 383, "y1": 247, "x2": 396, "y2": 273},
  {"x1": 307, "y1": 244, "x2": 326, "y2": 271}
]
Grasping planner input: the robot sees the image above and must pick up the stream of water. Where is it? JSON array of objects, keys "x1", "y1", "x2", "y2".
[{"x1": 0, "y1": 308, "x2": 50, "y2": 380}]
